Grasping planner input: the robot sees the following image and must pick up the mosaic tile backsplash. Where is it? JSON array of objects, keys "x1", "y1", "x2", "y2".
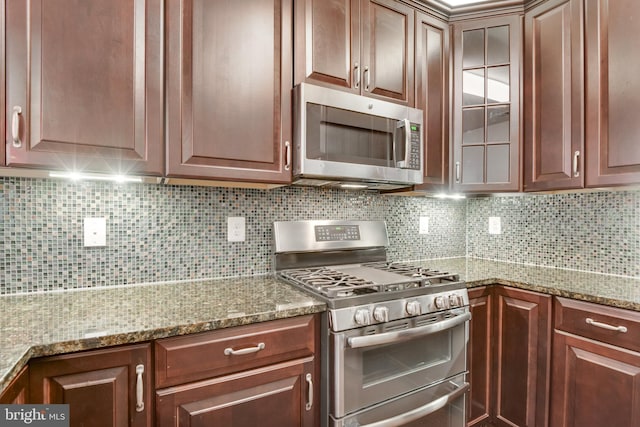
[
  {"x1": 466, "y1": 190, "x2": 640, "y2": 278},
  {"x1": 1, "y1": 177, "x2": 638, "y2": 294},
  {"x1": 0, "y1": 178, "x2": 466, "y2": 294}
]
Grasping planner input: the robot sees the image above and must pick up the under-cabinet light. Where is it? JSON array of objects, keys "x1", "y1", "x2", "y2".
[
  {"x1": 433, "y1": 193, "x2": 466, "y2": 200},
  {"x1": 340, "y1": 183, "x2": 369, "y2": 189},
  {"x1": 49, "y1": 172, "x2": 143, "y2": 183}
]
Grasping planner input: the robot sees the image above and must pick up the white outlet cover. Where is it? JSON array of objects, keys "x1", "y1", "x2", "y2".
[
  {"x1": 488, "y1": 217, "x2": 502, "y2": 235},
  {"x1": 227, "y1": 217, "x2": 246, "y2": 242},
  {"x1": 419, "y1": 217, "x2": 429, "y2": 234},
  {"x1": 84, "y1": 217, "x2": 106, "y2": 247}
]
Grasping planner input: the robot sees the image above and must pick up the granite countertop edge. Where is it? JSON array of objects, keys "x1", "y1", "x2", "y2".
[{"x1": 3, "y1": 258, "x2": 640, "y2": 395}]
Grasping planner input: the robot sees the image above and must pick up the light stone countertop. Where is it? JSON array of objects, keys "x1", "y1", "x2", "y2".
[{"x1": 2, "y1": 257, "x2": 640, "y2": 395}]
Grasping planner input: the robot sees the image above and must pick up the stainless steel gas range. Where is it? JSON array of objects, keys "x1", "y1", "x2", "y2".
[{"x1": 274, "y1": 220, "x2": 470, "y2": 427}]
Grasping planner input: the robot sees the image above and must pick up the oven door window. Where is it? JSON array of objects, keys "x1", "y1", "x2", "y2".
[
  {"x1": 333, "y1": 318, "x2": 467, "y2": 418},
  {"x1": 306, "y1": 103, "x2": 404, "y2": 167}
]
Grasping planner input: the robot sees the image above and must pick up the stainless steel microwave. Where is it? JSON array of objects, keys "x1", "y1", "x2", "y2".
[{"x1": 292, "y1": 84, "x2": 424, "y2": 190}]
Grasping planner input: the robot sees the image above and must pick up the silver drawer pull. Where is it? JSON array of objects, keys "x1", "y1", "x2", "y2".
[
  {"x1": 224, "y1": 342, "x2": 266, "y2": 356},
  {"x1": 586, "y1": 318, "x2": 628, "y2": 333},
  {"x1": 135, "y1": 364, "x2": 145, "y2": 412},
  {"x1": 12, "y1": 106, "x2": 22, "y2": 148},
  {"x1": 305, "y1": 373, "x2": 313, "y2": 411}
]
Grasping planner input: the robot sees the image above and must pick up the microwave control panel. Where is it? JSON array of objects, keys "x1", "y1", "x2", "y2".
[{"x1": 408, "y1": 123, "x2": 421, "y2": 170}]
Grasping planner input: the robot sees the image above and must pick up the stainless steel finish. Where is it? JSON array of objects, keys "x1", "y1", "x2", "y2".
[
  {"x1": 364, "y1": 66, "x2": 370, "y2": 91},
  {"x1": 135, "y1": 364, "x2": 145, "y2": 412},
  {"x1": 359, "y1": 382, "x2": 470, "y2": 427},
  {"x1": 354, "y1": 62, "x2": 361, "y2": 89},
  {"x1": 223, "y1": 342, "x2": 266, "y2": 356},
  {"x1": 11, "y1": 106, "x2": 22, "y2": 148},
  {"x1": 284, "y1": 140, "x2": 291, "y2": 171},
  {"x1": 347, "y1": 311, "x2": 471, "y2": 349},
  {"x1": 573, "y1": 150, "x2": 580, "y2": 177},
  {"x1": 273, "y1": 220, "x2": 389, "y2": 254},
  {"x1": 292, "y1": 83, "x2": 424, "y2": 189},
  {"x1": 306, "y1": 373, "x2": 314, "y2": 411},
  {"x1": 396, "y1": 118, "x2": 412, "y2": 168},
  {"x1": 586, "y1": 317, "x2": 628, "y2": 333},
  {"x1": 455, "y1": 161, "x2": 461, "y2": 183}
]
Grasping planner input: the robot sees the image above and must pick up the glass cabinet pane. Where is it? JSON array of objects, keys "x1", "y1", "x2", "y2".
[
  {"x1": 463, "y1": 108, "x2": 485, "y2": 144},
  {"x1": 487, "y1": 26, "x2": 509, "y2": 64},
  {"x1": 463, "y1": 69, "x2": 485, "y2": 106},
  {"x1": 487, "y1": 105, "x2": 510, "y2": 141},
  {"x1": 487, "y1": 66, "x2": 510, "y2": 103},
  {"x1": 463, "y1": 29, "x2": 485, "y2": 67}
]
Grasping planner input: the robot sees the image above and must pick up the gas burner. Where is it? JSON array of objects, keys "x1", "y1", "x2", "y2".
[
  {"x1": 281, "y1": 267, "x2": 379, "y2": 298},
  {"x1": 363, "y1": 262, "x2": 459, "y2": 283}
]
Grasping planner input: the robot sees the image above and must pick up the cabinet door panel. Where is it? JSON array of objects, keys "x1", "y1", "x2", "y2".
[
  {"x1": 0, "y1": 366, "x2": 29, "y2": 404},
  {"x1": 551, "y1": 331, "x2": 640, "y2": 427},
  {"x1": 156, "y1": 358, "x2": 316, "y2": 427},
  {"x1": 467, "y1": 287, "x2": 492, "y2": 427},
  {"x1": 585, "y1": 0, "x2": 640, "y2": 186},
  {"x1": 5, "y1": 0, "x2": 163, "y2": 174},
  {"x1": 166, "y1": 0, "x2": 292, "y2": 183},
  {"x1": 361, "y1": 0, "x2": 414, "y2": 105},
  {"x1": 494, "y1": 287, "x2": 551, "y2": 427},
  {"x1": 29, "y1": 344, "x2": 152, "y2": 427},
  {"x1": 414, "y1": 12, "x2": 449, "y2": 189},
  {"x1": 294, "y1": 0, "x2": 359, "y2": 90},
  {"x1": 524, "y1": 0, "x2": 583, "y2": 191}
]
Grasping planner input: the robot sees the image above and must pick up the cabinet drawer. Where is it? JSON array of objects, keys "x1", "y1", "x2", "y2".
[
  {"x1": 155, "y1": 315, "x2": 317, "y2": 388},
  {"x1": 554, "y1": 297, "x2": 640, "y2": 352}
]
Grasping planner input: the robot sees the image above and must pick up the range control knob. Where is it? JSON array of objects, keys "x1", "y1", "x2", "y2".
[
  {"x1": 406, "y1": 300, "x2": 422, "y2": 316},
  {"x1": 373, "y1": 306, "x2": 389, "y2": 322},
  {"x1": 354, "y1": 309, "x2": 372, "y2": 326},
  {"x1": 434, "y1": 296, "x2": 449, "y2": 310}
]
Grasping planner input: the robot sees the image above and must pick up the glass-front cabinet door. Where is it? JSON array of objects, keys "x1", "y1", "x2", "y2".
[{"x1": 452, "y1": 15, "x2": 521, "y2": 192}]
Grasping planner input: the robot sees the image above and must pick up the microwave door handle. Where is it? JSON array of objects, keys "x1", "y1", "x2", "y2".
[
  {"x1": 395, "y1": 119, "x2": 411, "y2": 168},
  {"x1": 347, "y1": 312, "x2": 471, "y2": 349},
  {"x1": 358, "y1": 382, "x2": 470, "y2": 427}
]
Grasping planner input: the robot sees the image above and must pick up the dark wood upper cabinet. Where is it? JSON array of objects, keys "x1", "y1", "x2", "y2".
[
  {"x1": 29, "y1": 344, "x2": 153, "y2": 427},
  {"x1": 524, "y1": 0, "x2": 584, "y2": 191},
  {"x1": 4, "y1": 0, "x2": 163, "y2": 175},
  {"x1": 294, "y1": 0, "x2": 414, "y2": 105},
  {"x1": 165, "y1": 0, "x2": 292, "y2": 183},
  {"x1": 452, "y1": 15, "x2": 522, "y2": 192},
  {"x1": 584, "y1": 0, "x2": 640, "y2": 187},
  {"x1": 414, "y1": 11, "x2": 449, "y2": 190}
]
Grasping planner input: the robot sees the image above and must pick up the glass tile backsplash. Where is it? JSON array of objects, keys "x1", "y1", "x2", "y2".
[{"x1": 0, "y1": 177, "x2": 638, "y2": 294}]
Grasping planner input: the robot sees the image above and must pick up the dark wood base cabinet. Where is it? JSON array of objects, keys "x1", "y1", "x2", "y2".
[
  {"x1": 0, "y1": 366, "x2": 29, "y2": 404},
  {"x1": 467, "y1": 286, "x2": 551, "y2": 427},
  {"x1": 29, "y1": 344, "x2": 153, "y2": 427},
  {"x1": 156, "y1": 358, "x2": 315, "y2": 427},
  {"x1": 551, "y1": 297, "x2": 640, "y2": 427}
]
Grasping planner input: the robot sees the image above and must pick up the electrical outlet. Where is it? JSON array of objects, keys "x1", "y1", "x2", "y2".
[
  {"x1": 419, "y1": 217, "x2": 429, "y2": 234},
  {"x1": 84, "y1": 217, "x2": 106, "y2": 247},
  {"x1": 488, "y1": 217, "x2": 502, "y2": 235},
  {"x1": 227, "y1": 217, "x2": 246, "y2": 242}
]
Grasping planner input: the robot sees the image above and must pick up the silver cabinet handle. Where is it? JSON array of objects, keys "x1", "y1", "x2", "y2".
[
  {"x1": 11, "y1": 106, "x2": 22, "y2": 148},
  {"x1": 354, "y1": 62, "x2": 360, "y2": 89},
  {"x1": 284, "y1": 141, "x2": 291, "y2": 171},
  {"x1": 135, "y1": 364, "x2": 145, "y2": 412},
  {"x1": 573, "y1": 150, "x2": 580, "y2": 177},
  {"x1": 586, "y1": 318, "x2": 628, "y2": 333},
  {"x1": 348, "y1": 312, "x2": 471, "y2": 349},
  {"x1": 364, "y1": 66, "x2": 370, "y2": 91},
  {"x1": 305, "y1": 373, "x2": 313, "y2": 411},
  {"x1": 224, "y1": 342, "x2": 266, "y2": 356},
  {"x1": 359, "y1": 382, "x2": 470, "y2": 427},
  {"x1": 455, "y1": 161, "x2": 461, "y2": 183}
]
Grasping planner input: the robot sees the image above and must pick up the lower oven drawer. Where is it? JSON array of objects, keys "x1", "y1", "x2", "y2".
[{"x1": 331, "y1": 374, "x2": 468, "y2": 427}]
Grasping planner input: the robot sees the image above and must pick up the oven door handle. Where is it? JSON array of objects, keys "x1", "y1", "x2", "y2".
[
  {"x1": 358, "y1": 381, "x2": 470, "y2": 427},
  {"x1": 347, "y1": 312, "x2": 471, "y2": 349}
]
